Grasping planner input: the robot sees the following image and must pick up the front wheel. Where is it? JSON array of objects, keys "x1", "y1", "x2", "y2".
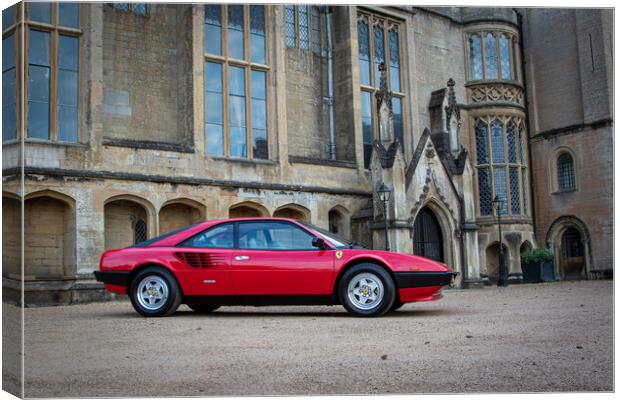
[
  {"x1": 339, "y1": 264, "x2": 395, "y2": 317},
  {"x1": 129, "y1": 267, "x2": 182, "y2": 317}
]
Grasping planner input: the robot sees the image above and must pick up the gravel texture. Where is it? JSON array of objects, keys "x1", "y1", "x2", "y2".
[{"x1": 5, "y1": 280, "x2": 614, "y2": 397}]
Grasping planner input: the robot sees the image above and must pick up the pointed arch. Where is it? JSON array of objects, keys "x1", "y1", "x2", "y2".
[
  {"x1": 546, "y1": 215, "x2": 591, "y2": 280},
  {"x1": 411, "y1": 198, "x2": 457, "y2": 269},
  {"x1": 229, "y1": 201, "x2": 269, "y2": 218},
  {"x1": 25, "y1": 189, "x2": 76, "y2": 208},
  {"x1": 104, "y1": 194, "x2": 155, "y2": 250},
  {"x1": 159, "y1": 198, "x2": 206, "y2": 234},
  {"x1": 328, "y1": 205, "x2": 350, "y2": 239},
  {"x1": 273, "y1": 203, "x2": 310, "y2": 222}
]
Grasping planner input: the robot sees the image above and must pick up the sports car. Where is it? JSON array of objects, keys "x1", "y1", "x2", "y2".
[{"x1": 94, "y1": 217, "x2": 457, "y2": 317}]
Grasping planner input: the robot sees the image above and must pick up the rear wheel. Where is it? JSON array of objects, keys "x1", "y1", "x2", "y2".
[
  {"x1": 390, "y1": 301, "x2": 405, "y2": 312},
  {"x1": 339, "y1": 263, "x2": 395, "y2": 317},
  {"x1": 187, "y1": 304, "x2": 220, "y2": 313},
  {"x1": 129, "y1": 267, "x2": 182, "y2": 317}
]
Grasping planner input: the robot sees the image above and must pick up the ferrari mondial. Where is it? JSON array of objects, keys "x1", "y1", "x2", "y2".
[{"x1": 95, "y1": 217, "x2": 457, "y2": 317}]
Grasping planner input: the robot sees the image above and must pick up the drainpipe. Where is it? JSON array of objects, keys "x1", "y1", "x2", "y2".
[
  {"x1": 514, "y1": 8, "x2": 537, "y2": 239},
  {"x1": 324, "y1": 6, "x2": 337, "y2": 160}
]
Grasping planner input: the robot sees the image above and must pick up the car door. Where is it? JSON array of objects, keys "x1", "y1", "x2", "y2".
[
  {"x1": 231, "y1": 221, "x2": 335, "y2": 295},
  {"x1": 173, "y1": 222, "x2": 236, "y2": 296}
]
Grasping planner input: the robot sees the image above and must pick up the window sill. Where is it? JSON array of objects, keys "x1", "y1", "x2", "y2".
[
  {"x1": 288, "y1": 156, "x2": 357, "y2": 169},
  {"x1": 552, "y1": 188, "x2": 577, "y2": 195},
  {"x1": 102, "y1": 137, "x2": 194, "y2": 153},
  {"x1": 24, "y1": 138, "x2": 88, "y2": 148},
  {"x1": 208, "y1": 156, "x2": 278, "y2": 166}
]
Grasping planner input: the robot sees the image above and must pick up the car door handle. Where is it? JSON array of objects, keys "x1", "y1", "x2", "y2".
[{"x1": 235, "y1": 256, "x2": 250, "y2": 261}]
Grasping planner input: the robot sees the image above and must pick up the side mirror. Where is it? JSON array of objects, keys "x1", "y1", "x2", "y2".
[{"x1": 312, "y1": 237, "x2": 327, "y2": 249}]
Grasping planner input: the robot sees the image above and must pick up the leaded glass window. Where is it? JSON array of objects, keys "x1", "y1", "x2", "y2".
[
  {"x1": 475, "y1": 118, "x2": 529, "y2": 217},
  {"x1": 507, "y1": 122, "x2": 517, "y2": 163},
  {"x1": 493, "y1": 168, "x2": 508, "y2": 215},
  {"x1": 372, "y1": 20, "x2": 385, "y2": 87},
  {"x1": 485, "y1": 33, "x2": 498, "y2": 79},
  {"x1": 285, "y1": 5, "x2": 321, "y2": 53},
  {"x1": 510, "y1": 167, "x2": 521, "y2": 215},
  {"x1": 358, "y1": 16, "x2": 370, "y2": 86},
  {"x1": 499, "y1": 33, "x2": 511, "y2": 80},
  {"x1": 469, "y1": 31, "x2": 518, "y2": 81},
  {"x1": 388, "y1": 26, "x2": 400, "y2": 92},
  {"x1": 470, "y1": 34, "x2": 483, "y2": 80},
  {"x1": 358, "y1": 11, "x2": 405, "y2": 168},
  {"x1": 109, "y1": 3, "x2": 147, "y2": 16},
  {"x1": 557, "y1": 153, "x2": 575, "y2": 190},
  {"x1": 204, "y1": 5, "x2": 269, "y2": 160},
  {"x1": 478, "y1": 167, "x2": 492, "y2": 215},
  {"x1": 490, "y1": 119, "x2": 504, "y2": 163},
  {"x1": 475, "y1": 121, "x2": 488, "y2": 165},
  {"x1": 284, "y1": 5, "x2": 296, "y2": 47}
]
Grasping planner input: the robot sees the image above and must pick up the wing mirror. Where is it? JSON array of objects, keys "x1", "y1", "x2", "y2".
[{"x1": 312, "y1": 237, "x2": 327, "y2": 249}]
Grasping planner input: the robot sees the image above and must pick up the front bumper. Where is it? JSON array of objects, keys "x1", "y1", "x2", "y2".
[
  {"x1": 93, "y1": 270, "x2": 131, "y2": 286},
  {"x1": 394, "y1": 271, "x2": 458, "y2": 289}
]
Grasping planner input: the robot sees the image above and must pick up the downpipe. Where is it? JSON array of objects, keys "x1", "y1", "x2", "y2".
[{"x1": 324, "y1": 6, "x2": 336, "y2": 160}]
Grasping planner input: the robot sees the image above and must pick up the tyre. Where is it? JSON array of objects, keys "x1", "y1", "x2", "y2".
[
  {"x1": 129, "y1": 267, "x2": 182, "y2": 317},
  {"x1": 187, "y1": 304, "x2": 220, "y2": 313},
  {"x1": 338, "y1": 263, "x2": 395, "y2": 317},
  {"x1": 390, "y1": 301, "x2": 404, "y2": 312}
]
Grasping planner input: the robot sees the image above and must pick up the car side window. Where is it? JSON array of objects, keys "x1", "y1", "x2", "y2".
[
  {"x1": 238, "y1": 221, "x2": 316, "y2": 250},
  {"x1": 179, "y1": 223, "x2": 234, "y2": 248}
]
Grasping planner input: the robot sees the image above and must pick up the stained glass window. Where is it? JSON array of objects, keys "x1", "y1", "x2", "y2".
[
  {"x1": 475, "y1": 121, "x2": 489, "y2": 165},
  {"x1": 557, "y1": 153, "x2": 575, "y2": 190},
  {"x1": 485, "y1": 33, "x2": 498, "y2": 79},
  {"x1": 478, "y1": 167, "x2": 492, "y2": 216},
  {"x1": 510, "y1": 167, "x2": 521, "y2": 215},
  {"x1": 499, "y1": 34, "x2": 511, "y2": 80},
  {"x1": 490, "y1": 119, "x2": 504, "y2": 163},
  {"x1": 470, "y1": 34, "x2": 483, "y2": 80}
]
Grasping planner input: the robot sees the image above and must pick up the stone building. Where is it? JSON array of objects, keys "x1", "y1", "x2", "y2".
[{"x1": 1, "y1": 3, "x2": 613, "y2": 304}]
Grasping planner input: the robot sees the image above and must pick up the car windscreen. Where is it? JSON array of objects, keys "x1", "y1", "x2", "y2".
[
  {"x1": 130, "y1": 223, "x2": 202, "y2": 248},
  {"x1": 300, "y1": 222, "x2": 363, "y2": 249}
]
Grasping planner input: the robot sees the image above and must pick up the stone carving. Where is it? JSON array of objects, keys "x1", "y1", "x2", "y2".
[
  {"x1": 469, "y1": 83, "x2": 524, "y2": 105},
  {"x1": 375, "y1": 63, "x2": 394, "y2": 145}
]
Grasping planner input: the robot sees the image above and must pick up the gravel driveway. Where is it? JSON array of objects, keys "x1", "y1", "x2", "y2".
[{"x1": 3, "y1": 280, "x2": 614, "y2": 397}]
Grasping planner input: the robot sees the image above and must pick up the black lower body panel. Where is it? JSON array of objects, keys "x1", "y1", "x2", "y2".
[
  {"x1": 184, "y1": 294, "x2": 335, "y2": 306},
  {"x1": 93, "y1": 270, "x2": 131, "y2": 286},
  {"x1": 394, "y1": 271, "x2": 457, "y2": 288}
]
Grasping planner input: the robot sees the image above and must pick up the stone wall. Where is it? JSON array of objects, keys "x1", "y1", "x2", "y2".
[{"x1": 101, "y1": 4, "x2": 193, "y2": 145}]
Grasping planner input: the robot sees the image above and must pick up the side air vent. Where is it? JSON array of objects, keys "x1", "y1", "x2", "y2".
[{"x1": 174, "y1": 252, "x2": 228, "y2": 268}]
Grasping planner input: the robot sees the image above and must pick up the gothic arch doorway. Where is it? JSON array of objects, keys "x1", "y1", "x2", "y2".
[
  {"x1": 413, "y1": 207, "x2": 444, "y2": 262},
  {"x1": 560, "y1": 227, "x2": 585, "y2": 280}
]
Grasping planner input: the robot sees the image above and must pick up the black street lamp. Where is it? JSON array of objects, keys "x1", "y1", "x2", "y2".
[
  {"x1": 492, "y1": 195, "x2": 508, "y2": 287},
  {"x1": 377, "y1": 183, "x2": 391, "y2": 251}
]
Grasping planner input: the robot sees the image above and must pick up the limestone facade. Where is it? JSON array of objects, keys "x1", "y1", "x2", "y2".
[{"x1": 1, "y1": 4, "x2": 613, "y2": 304}]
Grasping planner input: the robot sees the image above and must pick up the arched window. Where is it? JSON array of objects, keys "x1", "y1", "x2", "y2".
[
  {"x1": 469, "y1": 34, "x2": 483, "y2": 80},
  {"x1": 499, "y1": 33, "x2": 511, "y2": 80},
  {"x1": 557, "y1": 153, "x2": 575, "y2": 190},
  {"x1": 484, "y1": 33, "x2": 498, "y2": 79}
]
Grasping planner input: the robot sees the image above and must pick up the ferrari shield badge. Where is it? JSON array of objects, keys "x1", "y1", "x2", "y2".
[{"x1": 336, "y1": 251, "x2": 343, "y2": 259}]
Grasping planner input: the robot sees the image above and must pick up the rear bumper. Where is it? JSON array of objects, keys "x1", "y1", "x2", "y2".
[
  {"x1": 93, "y1": 270, "x2": 131, "y2": 286},
  {"x1": 394, "y1": 271, "x2": 457, "y2": 289}
]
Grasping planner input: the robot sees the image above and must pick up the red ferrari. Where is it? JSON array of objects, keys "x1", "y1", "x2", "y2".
[{"x1": 95, "y1": 217, "x2": 456, "y2": 317}]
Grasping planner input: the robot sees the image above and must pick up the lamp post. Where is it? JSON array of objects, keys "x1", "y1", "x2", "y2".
[
  {"x1": 492, "y1": 195, "x2": 508, "y2": 287},
  {"x1": 377, "y1": 183, "x2": 392, "y2": 251}
]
